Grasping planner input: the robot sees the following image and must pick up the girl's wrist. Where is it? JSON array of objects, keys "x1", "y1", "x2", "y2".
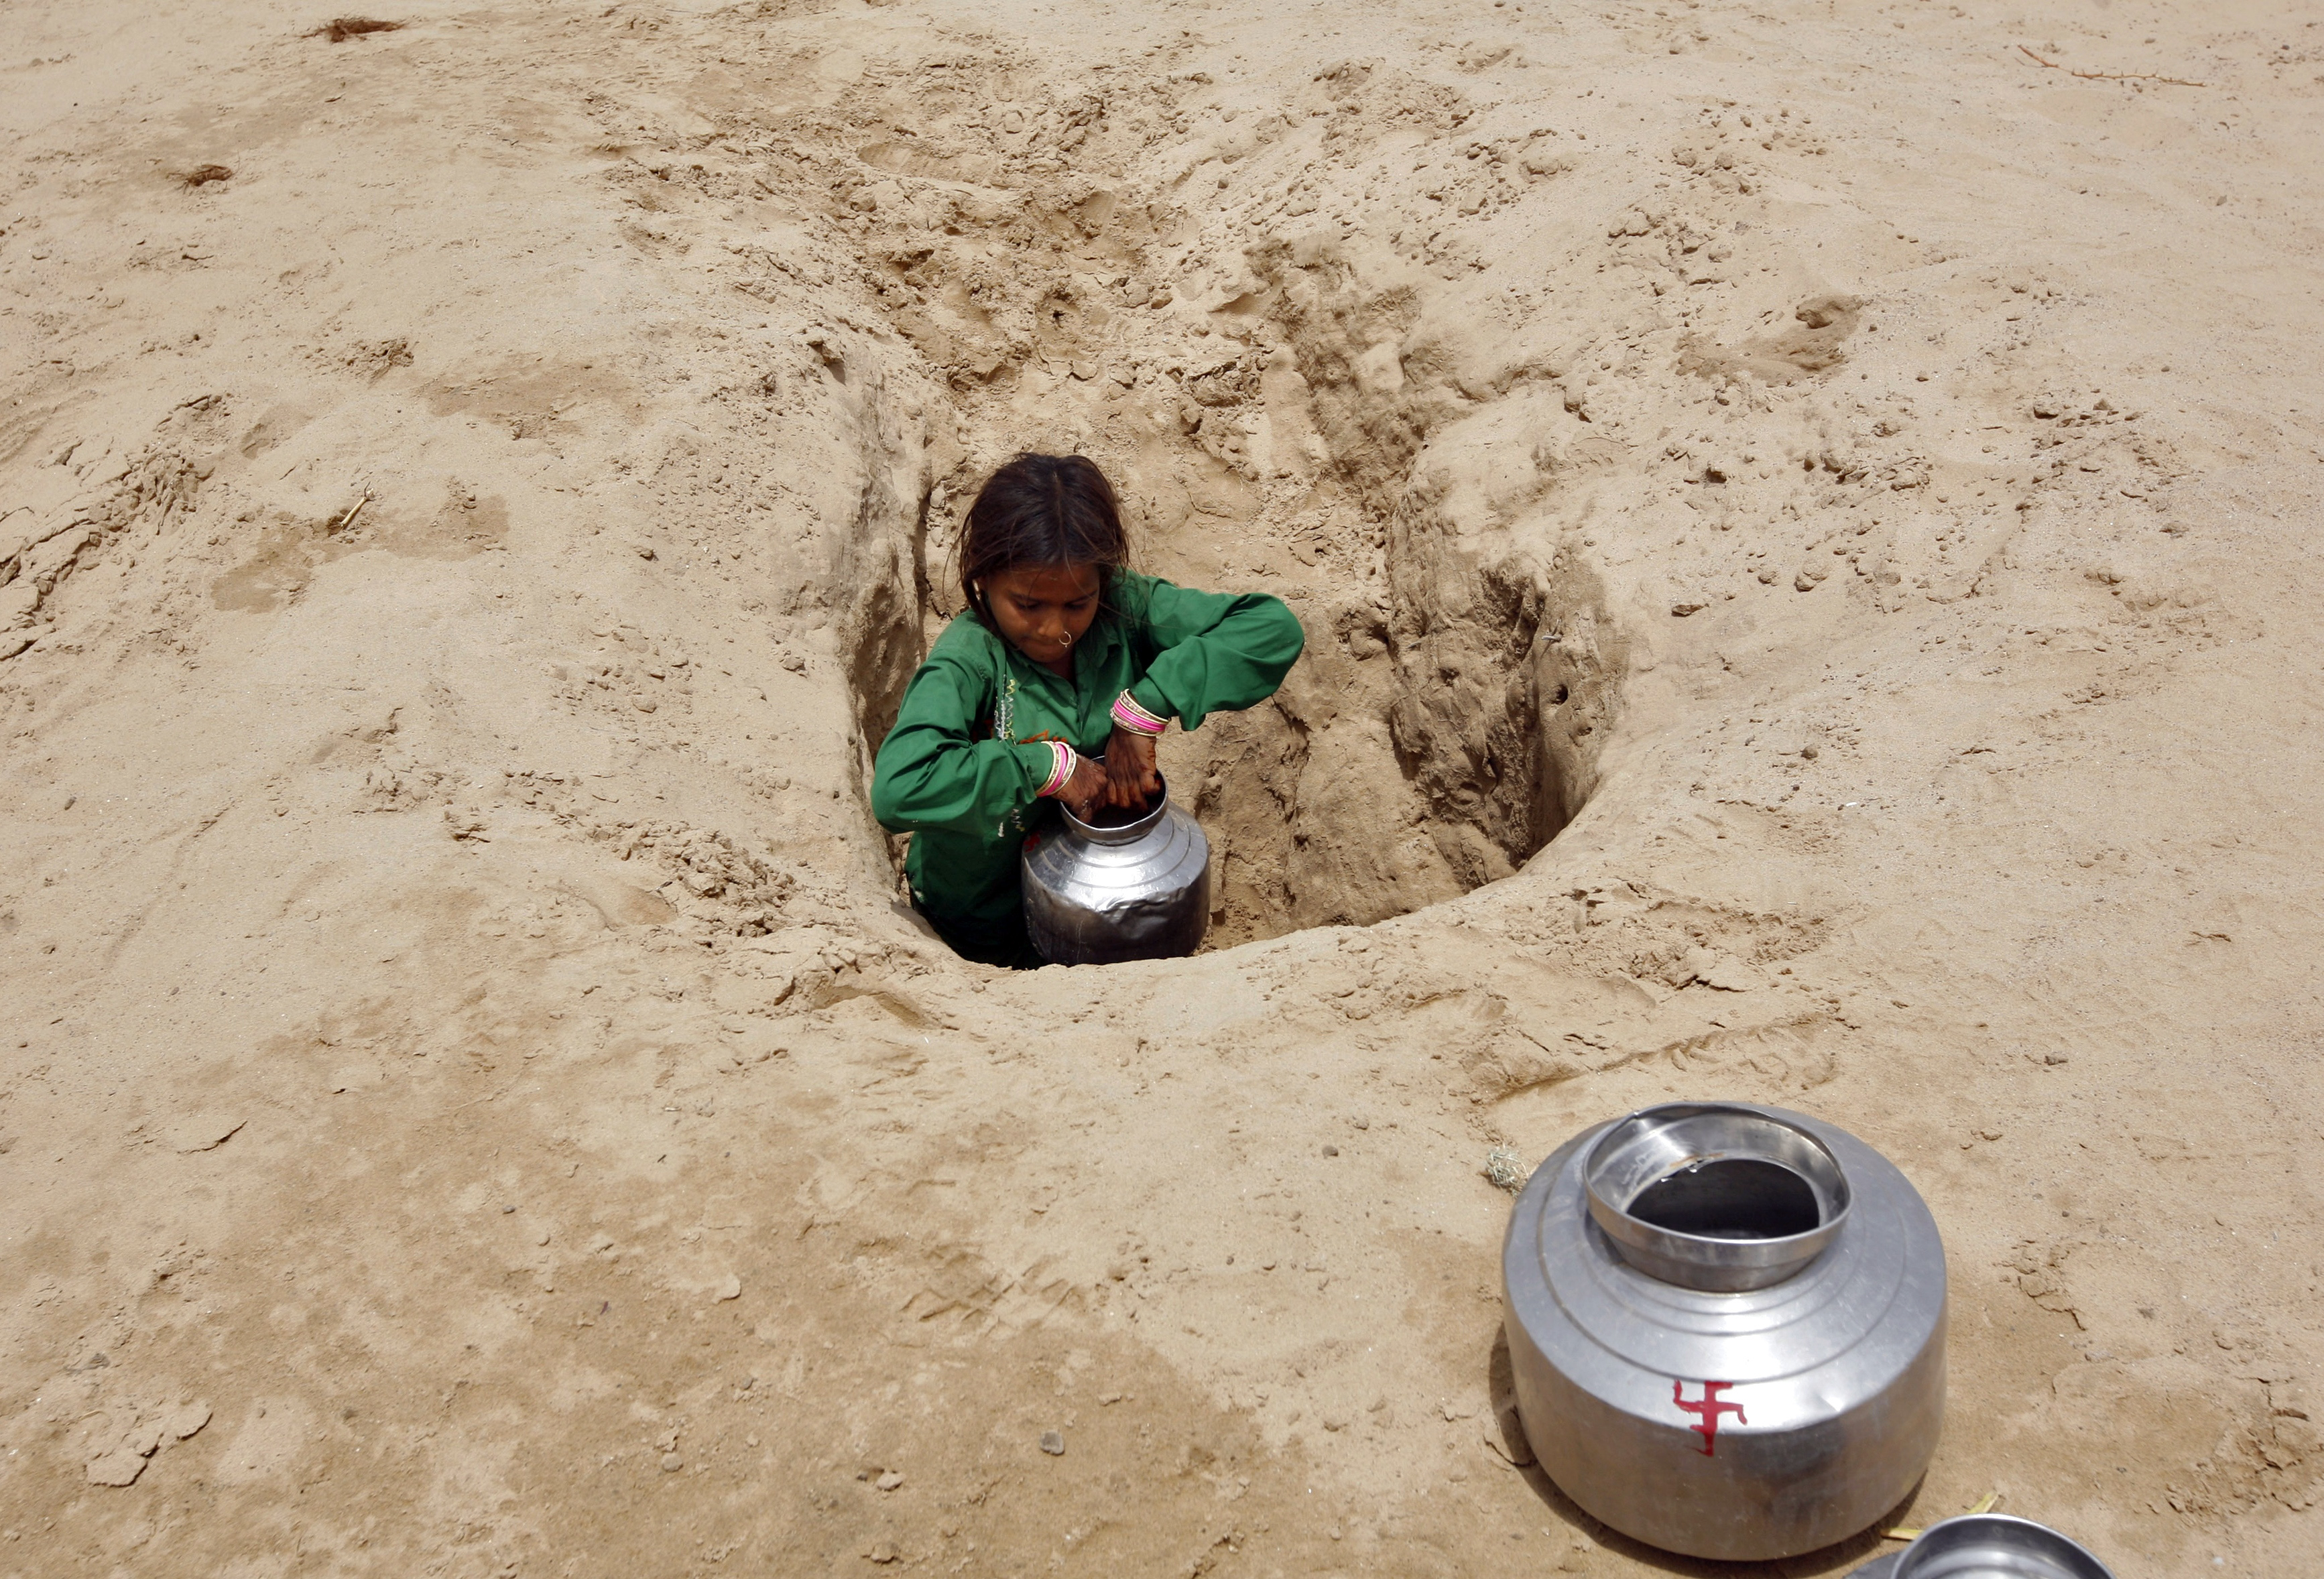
[
  {"x1": 1035, "y1": 740, "x2": 1078, "y2": 798},
  {"x1": 1111, "y1": 689, "x2": 1169, "y2": 737}
]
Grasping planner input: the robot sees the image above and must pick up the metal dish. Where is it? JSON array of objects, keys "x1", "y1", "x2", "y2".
[{"x1": 1891, "y1": 1515, "x2": 2115, "y2": 1579}]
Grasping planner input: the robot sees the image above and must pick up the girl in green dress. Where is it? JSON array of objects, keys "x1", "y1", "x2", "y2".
[{"x1": 871, "y1": 454, "x2": 1304, "y2": 967}]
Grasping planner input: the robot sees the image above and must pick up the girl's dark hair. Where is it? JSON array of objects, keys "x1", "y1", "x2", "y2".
[{"x1": 958, "y1": 454, "x2": 1129, "y2": 624}]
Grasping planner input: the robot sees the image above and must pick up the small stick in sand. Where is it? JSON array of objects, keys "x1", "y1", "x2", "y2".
[
  {"x1": 1884, "y1": 1489, "x2": 2001, "y2": 1541},
  {"x1": 333, "y1": 488, "x2": 372, "y2": 533},
  {"x1": 2018, "y1": 44, "x2": 2208, "y2": 88}
]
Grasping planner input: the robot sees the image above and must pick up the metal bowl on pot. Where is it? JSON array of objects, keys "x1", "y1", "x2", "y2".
[{"x1": 1583, "y1": 1102, "x2": 1853, "y2": 1291}]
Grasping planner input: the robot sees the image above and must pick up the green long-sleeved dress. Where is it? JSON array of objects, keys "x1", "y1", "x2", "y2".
[{"x1": 870, "y1": 571, "x2": 1304, "y2": 967}]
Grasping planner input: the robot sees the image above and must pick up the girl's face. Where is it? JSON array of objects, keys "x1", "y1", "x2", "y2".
[{"x1": 981, "y1": 562, "x2": 1101, "y2": 669}]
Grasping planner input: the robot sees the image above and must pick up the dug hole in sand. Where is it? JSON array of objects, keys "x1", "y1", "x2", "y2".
[{"x1": 2, "y1": 3, "x2": 2319, "y2": 1576}]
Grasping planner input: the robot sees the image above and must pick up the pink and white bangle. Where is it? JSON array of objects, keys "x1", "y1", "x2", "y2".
[
  {"x1": 1036, "y1": 740, "x2": 1078, "y2": 798},
  {"x1": 1111, "y1": 690, "x2": 1170, "y2": 737}
]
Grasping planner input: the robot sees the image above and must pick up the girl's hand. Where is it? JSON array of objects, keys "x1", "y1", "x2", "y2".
[
  {"x1": 1058, "y1": 754, "x2": 1111, "y2": 822},
  {"x1": 1103, "y1": 726, "x2": 1162, "y2": 810}
]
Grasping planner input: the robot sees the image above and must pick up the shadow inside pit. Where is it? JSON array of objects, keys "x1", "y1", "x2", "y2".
[
  {"x1": 1485, "y1": 1328, "x2": 1920, "y2": 1576},
  {"x1": 794, "y1": 97, "x2": 1628, "y2": 952}
]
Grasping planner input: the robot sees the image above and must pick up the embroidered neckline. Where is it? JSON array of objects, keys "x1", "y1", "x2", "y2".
[{"x1": 993, "y1": 674, "x2": 1018, "y2": 743}]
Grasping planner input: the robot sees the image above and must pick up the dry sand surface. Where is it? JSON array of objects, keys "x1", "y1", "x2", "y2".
[{"x1": 3, "y1": 0, "x2": 2321, "y2": 1574}]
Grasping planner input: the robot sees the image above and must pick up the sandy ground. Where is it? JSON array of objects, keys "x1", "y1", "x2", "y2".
[{"x1": 3, "y1": 1, "x2": 2321, "y2": 1574}]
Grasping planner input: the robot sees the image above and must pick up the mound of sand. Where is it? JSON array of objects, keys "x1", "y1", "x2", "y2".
[{"x1": 3, "y1": 2, "x2": 2319, "y2": 1574}]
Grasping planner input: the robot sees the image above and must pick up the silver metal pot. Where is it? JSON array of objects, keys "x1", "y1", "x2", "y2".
[
  {"x1": 1502, "y1": 1101, "x2": 1947, "y2": 1561},
  {"x1": 1021, "y1": 775, "x2": 1209, "y2": 965}
]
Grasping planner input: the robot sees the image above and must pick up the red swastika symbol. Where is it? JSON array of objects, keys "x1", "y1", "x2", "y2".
[{"x1": 1672, "y1": 1379, "x2": 1746, "y2": 1456}]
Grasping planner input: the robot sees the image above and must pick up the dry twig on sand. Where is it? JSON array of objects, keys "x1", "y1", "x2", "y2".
[
  {"x1": 1884, "y1": 1490, "x2": 2002, "y2": 1541},
  {"x1": 2018, "y1": 44, "x2": 2207, "y2": 88},
  {"x1": 332, "y1": 487, "x2": 372, "y2": 533},
  {"x1": 310, "y1": 18, "x2": 405, "y2": 44}
]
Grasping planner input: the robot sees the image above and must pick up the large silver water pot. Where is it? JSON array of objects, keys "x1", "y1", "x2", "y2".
[
  {"x1": 1021, "y1": 775, "x2": 1209, "y2": 965},
  {"x1": 1502, "y1": 1101, "x2": 1946, "y2": 1561}
]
